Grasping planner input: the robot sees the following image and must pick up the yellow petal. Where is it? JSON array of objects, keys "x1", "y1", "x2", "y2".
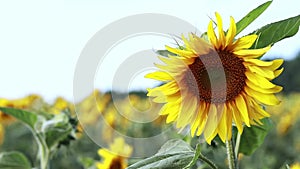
[
  {"x1": 231, "y1": 35, "x2": 257, "y2": 51},
  {"x1": 217, "y1": 106, "x2": 227, "y2": 142},
  {"x1": 165, "y1": 45, "x2": 195, "y2": 57},
  {"x1": 266, "y1": 59, "x2": 284, "y2": 70},
  {"x1": 196, "y1": 103, "x2": 209, "y2": 136},
  {"x1": 250, "y1": 100, "x2": 271, "y2": 117},
  {"x1": 205, "y1": 129, "x2": 218, "y2": 145},
  {"x1": 226, "y1": 16, "x2": 236, "y2": 47},
  {"x1": 182, "y1": 34, "x2": 192, "y2": 50},
  {"x1": 244, "y1": 58, "x2": 273, "y2": 67},
  {"x1": 147, "y1": 82, "x2": 179, "y2": 96},
  {"x1": 176, "y1": 95, "x2": 198, "y2": 128},
  {"x1": 274, "y1": 68, "x2": 284, "y2": 78},
  {"x1": 235, "y1": 94, "x2": 250, "y2": 126},
  {"x1": 245, "y1": 71, "x2": 276, "y2": 89},
  {"x1": 234, "y1": 46, "x2": 271, "y2": 58},
  {"x1": 225, "y1": 105, "x2": 233, "y2": 140},
  {"x1": 247, "y1": 65, "x2": 275, "y2": 79},
  {"x1": 145, "y1": 71, "x2": 172, "y2": 81},
  {"x1": 244, "y1": 86, "x2": 280, "y2": 105},
  {"x1": 215, "y1": 12, "x2": 225, "y2": 49},
  {"x1": 207, "y1": 20, "x2": 218, "y2": 48},
  {"x1": 203, "y1": 104, "x2": 218, "y2": 141},
  {"x1": 159, "y1": 98, "x2": 181, "y2": 115},
  {"x1": 246, "y1": 79, "x2": 283, "y2": 94},
  {"x1": 191, "y1": 102, "x2": 206, "y2": 136},
  {"x1": 230, "y1": 102, "x2": 244, "y2": 133}
]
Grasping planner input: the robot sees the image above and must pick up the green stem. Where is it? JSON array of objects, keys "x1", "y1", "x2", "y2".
[
  {"x1": 226, "y1": 139, "x2": 238, "y2": 169},
  {"x1": 234, "y1": 132, "x2": 242, "y2": 160},
  {"x1": 198, "y1": 153, "x2": 218, "y2": 169},
  {"x1": 34, "y1": 133, "x2": 49, "y2": 169}
]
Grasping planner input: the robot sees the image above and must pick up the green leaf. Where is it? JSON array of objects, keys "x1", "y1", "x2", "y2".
[
  {"x1": 235, "y1": 1, "x2": 272, "y2": 35},
  {"x1": 251, "y1": 15, "x2": 300, "y2": 49},
  {"x1": 126, "y1": 139, "x2": 195, "y2": 169},
  {"x1": 156, "y1": 50, "x2": 175, "y2": 57},
  {"x1": 0, "y1": 151, "x2": 31, "y2": 169},
  {"x1": 43, "y1": 113, "x2": 74, "y2": 149},
  {"x1": 183, "y1": 144, "x2": 201, "y2": 169},
  {"x1": 0, "y1": 107, "x2": 37, "y2": 129},
  {"x1": 238, "y1": 118, "x2": 273, "y2": 155}
]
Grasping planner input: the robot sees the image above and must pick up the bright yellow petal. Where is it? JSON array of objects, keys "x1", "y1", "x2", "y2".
[
  {"x1": 244, "y1": 86, "x2": 280, "y2": 105},
  {"x1": 235, "y1": 94, "x2": 250, "y2": 126},
  {"x1": 207, "y1": 21, "x2": 218, "y2": 48},
  {"x1": 191, "y1": 102, "x2": 206, "y2": 136},
  {"x1": 246, "y1": 79, "x2": 283, "y2": 94},
  {"x1": 226, "y1": 16, "x2": 236, "y2": 47},
  {"x1": 231, "y1": 34, "x2": 257, "y2": 51},
  {"x1": 246, "y1": 65, "x2": 275, "y2": 79},
  {"x1": 176, "y1": 95, "x2": 198, "y2": 128},
  {"x1": 245, "y1": 71, "x2": 277, "y2": 89},
  {"x1": 165, "y1": 45, "x2": 195, "y2": 57},
  {"x1": 215, "y1": 12, "x2": 225, "y2": 49},
  {"x1": 274, "y1": 68, "x2": 284, "y2": 78},
  {"x1": 244, "y1": 58, "x2": 273, "y2": 67},
  {"x1": 234, "y1": 46, "x2": 271, "y2": 58},
  {"x1": 196, "y1": 103, "x2": 209, "y2": 136},
  {"x1": 145, "y1": 71, "x2": 172, "y2": 81},
  {"x1": 230, "y1": 102, "x2": 244, "y2": 133},
  {"x1": 203, "y1": 104, "x2": 218, "y2": 141},
  {"x1": 147, "y1": 81, "x2": 179, "y2": 96},
  {"x1": 205, "y1": 128, "x2": 218, "y2": 145},
  {"x1": 266, "y1": 59, "x2": 284, "y2": 70},
  {"x1": 217, "y1": 106, "x2": 227, "y2": 142}
]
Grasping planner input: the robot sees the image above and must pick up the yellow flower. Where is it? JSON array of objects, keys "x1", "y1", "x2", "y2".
[
  {"x1": 96, "y1": 137, "x2": 133, "y2": 169},
  {"x1": 146, "y1": 12, "x2": 283, "y2": 144},
  {"x1": 291, "y1": 162, "x2": 300, "y2": 169}
]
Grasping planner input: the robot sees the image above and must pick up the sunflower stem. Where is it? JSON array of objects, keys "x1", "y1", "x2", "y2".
[
  {"x1": 226, "y1": 139, "x2": 238, "y2": 169},
  {"x1": 234, "y1": 132, "x2": 242, "y2": 160},
  {"x1": 198, "y1": 153, "x2": 218, "y2": 169}
]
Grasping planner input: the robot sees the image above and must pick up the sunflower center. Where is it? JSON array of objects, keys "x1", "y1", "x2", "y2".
[
  {"x1": 109, "y1": 157, "x2": 123, "y2": 169},
  {"x1": 183, "y1": 50, "x2": 246, "y2": 103}
]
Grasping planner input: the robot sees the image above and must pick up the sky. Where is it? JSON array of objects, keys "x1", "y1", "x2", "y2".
[{"x1": 0, "y1": 0, "x2": 299, "y2": 102}]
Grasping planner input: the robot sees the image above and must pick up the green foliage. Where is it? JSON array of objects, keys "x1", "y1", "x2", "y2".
[
  {"x1": 156, "y1": 49, "x2": 176, "y2": 57},
  {"x1": 237, "y1": 118, "x2": 273, "y2": 155},
  {"x1": 235, "y1": 1, "x2": 272, "y2": 35},
  {"x1": 0, "y1": 107, "x2": 37, "y2": 129},
  {"x1": 251, "y1": 15, "x2": 300, "y2": 49},
  {"x1": 0, "y1": 151, "x2": 31, "y2": 169},
  {"x1": 127, "y1": 139, "x2": 195, "y2": 169}
]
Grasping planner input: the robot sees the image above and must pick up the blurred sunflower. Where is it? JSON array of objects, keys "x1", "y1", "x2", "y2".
[
  {"x1": 291, "y1": 162, "x2": 300, "y2": 169},
  {"x1": 146, "y1": 12, "x2": 283, "y2": 144},
  {"x1": 96, "y1": 137, "x2": 132, "y2": 169}
]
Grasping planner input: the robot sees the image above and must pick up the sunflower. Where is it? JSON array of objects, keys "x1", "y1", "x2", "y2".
[
  {"x1": 96, "y1": 137, "x2": 133, "y2": 169},
  {"x1": 146, "y1": 12, "x2": 283, "y2": 144}
]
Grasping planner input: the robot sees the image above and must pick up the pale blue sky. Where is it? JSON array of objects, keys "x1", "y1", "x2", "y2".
[{"x1": 0, "y1": 0, "x2": 299, "y2": 102}]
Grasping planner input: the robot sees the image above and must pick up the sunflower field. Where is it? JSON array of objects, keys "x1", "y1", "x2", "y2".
[{"x1": 1, "y1": 1, "x2": 300, "y2": 169}]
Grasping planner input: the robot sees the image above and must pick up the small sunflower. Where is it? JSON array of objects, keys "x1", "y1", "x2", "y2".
[
  {"x1": 146, "y1": 12, "x2": 283, "y2": 144},
  {"x1": 96, "y1": 137, "x2": 133, "y2": 169}
]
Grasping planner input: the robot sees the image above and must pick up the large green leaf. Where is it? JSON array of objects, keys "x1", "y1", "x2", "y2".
[
  {"x1": 238, "y1": 118, "x2": 273, "y2": 155},
  {"x1": 0, "y1": 151, "x2": 31, "y2": 169},
  {"x1": 126, "y1": 139, "x2": 195, "y2": 169},
  {"x1": 0, "y1": 107, "x2": 37, "y2": 129},
  {"x1": 235, "y1": 1, "x2": 272, "y2": 35},
  {"x1": 251, "y1": 15, "x2": 300, "y2": 49}
]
